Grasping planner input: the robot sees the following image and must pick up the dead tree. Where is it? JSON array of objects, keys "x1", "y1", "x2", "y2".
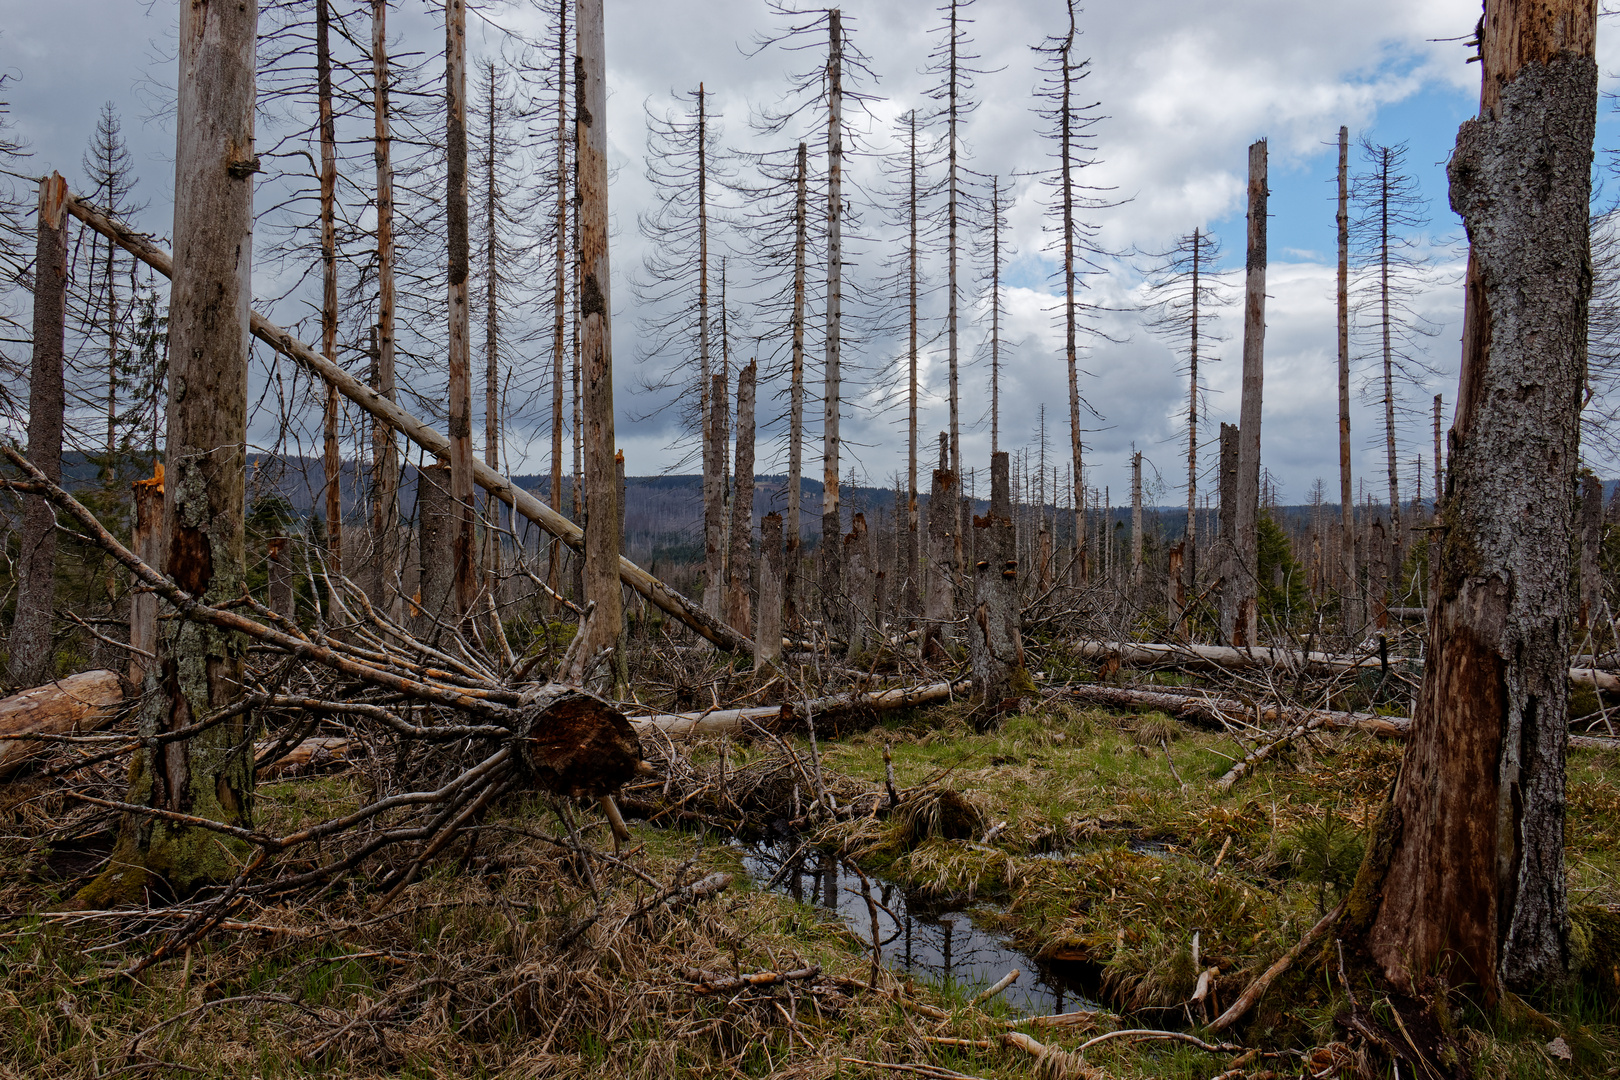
[
  {"x1": 1231, "y1": 139, "x2": 1267, "y2": 647},
  {"x1": 1216, "y1": 422, "x2": 1239, "y2": 639},
  {"x1": 11, "y1": 173, "x2": 68, "y2": 689},
  {"x1": 80, "y1": 0, "x2": 259, "y2": 904},
  {"x1": 821, "y1": 9, "x2": 846, "y2": 634},
  {"x1": 547, "y1": 0, "x2": 570, "y2": 611},
  {"x1": 1580, "y1": 471, "x2": 1602, "y2": 632},
  {"x1": 969, "y1": 451, "x2": 1026, "y2": 716},
  {"x1": 576, "y1": 0, "x2": 622, "y2": 661},
  {"x1": 1336, "y1": 125, "x2": 1360, "y2": 633},
  {"x1": 757, "y1": 512, "x2": 784, "y2": 671},
  {"x1": 317, "y1": 0, "x2": 342, "y2": 573},
  {"x1": 706, "y1": 368, "x2": 729, "y2": 618},
  {"x1": 788, "y1": 142, "x2": 808, "y2": 627},
  {"x1": 129, "y1": 469, "x2": 163, "y2": 685},
  {"x1": 371, "y1": 0, "x2": 401, "y2": 622},
  {"x1": 416, "y1": 463, "x2": 456, "y2": 632},
  {"x1": 1348, "y1": 0, "x2": 1597, "y2": 999},
  {"x1": 924, "y1": 433, "x2": 957, "y2": 658},
  {"x1": 446, "y1": 0, "x2": 476, "y2": 619},
  {"x1": 845, "y1": 512, "x2": 874, "y2": 660},
  {"x1": 1130, "y1": 451, "x2": 1143, "y2": 590},
  {"x1": 727, "y1": 361, "x2": 757, "y2": 633}
]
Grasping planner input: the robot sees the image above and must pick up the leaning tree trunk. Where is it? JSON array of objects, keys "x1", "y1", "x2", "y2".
[
  {"x1": 1349, "y1": 0, "x2": 1596, "y2": 1000},
  {"x1": 11, "y1": 173, "x2": 67, "y2": 689},
  {"x1": 80, "y1": 0, "x2": 259, "y2": 906},
  {"x1": 575, "y1": 0, "x2": 622, "y2": 661}
]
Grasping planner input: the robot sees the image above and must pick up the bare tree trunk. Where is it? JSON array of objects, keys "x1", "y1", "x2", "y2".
[
  {"x1": 845, "y1": 512, "x2": 873, "y2": 661},
  {"x1": 1185, "y1": 227, "x2": 1201, "y2": 602},
  {"x1": 705, "y1": 369, "x2": 728, "y2": 618},
  {"x1": 318, "y1": 0, "x2": 342, "y2": 574},
  {"x1": 969, "y1": 451, "x2": 1026, "y2": 718},
  {"x1": 415, "y1": 463, "x2": 456, "y2": 633},
  {"x1": 575, "y1": 0, "x2": 622, "y2": 661},
  {"x1": 371, "y1": 0, "x2": 401, "y2": 624},
  {"x1": 1338, "y1": 125, "x2": 1360, "y2": 635},
  {"x1": 989, "y1": 175, "x2": 1001, "y2": 454},
  {"x1": 1167, "y1": 542, "x2": 1185, "y2": 628},
  {"x1": 1351, "y1": 0, "x2": 1596, "y2": 998},
  {"x1": 924, "y1": 433, "x2": 957, "y2": 659},
  {"x1": 906, "y1": 115, "x2": 920, "y2": 621},
  {"x1": 786, "y1": 141, "x2": 807, "y2": 631},
  {"x1": 267, "y1": 534, "x2": 294, "y2": 623},
  {"x1": 483, "y1": 61, "x2": 502, "y2": 593},
  {"x1": 1131, "y1": 451, "x2": 1143, "y2": 590},
  {"x1": 547, "y1": 0, "x2": 569, "y2": 614},
  {"x1": 445, "y1": 0, "x2": 477, "y2": 620},
  {"x1": 945, "y1": 1, "x2": 961, "y2": 512},
  {"x1": 129, "y1": 468, "x2": 163, "y2": 686},
  {"x1": 1376, "y1": 144, "x2": 1404, "y2": 574},
  {"x1": 726, "y1": 362, "x2": 756, "y2": 634},
  {"x1": 1231, "y1": 139, "x2": 1267, "y2": 647},
  {"x1": 1368, "y1": 517, "x2": 1388, "y2": 629},
  {"x1": 80, "y1": 0, "x2": 259, "y2": 905},
  {"x1": 1433, "y1": 393, "x2": 1444, "y2": 513},
  {"x1": 11, "y1": 174, "x2": 67, "y2": 689},
  {"x1": 756, "y1": 511, "x2": 784, "y2": 671},
  {"x1": 1580, "y1": 472, "x2": 1602, "y2": 632},
  {"x1": 821, "y1": 13, "x2": 845, "y2": 636},
  {"x1": 1057, "y1": 9, "x2": 1084, "y2": 588},
  {"x1": 1217, "y1": 421, "x2": 1239, "y2": 642}
]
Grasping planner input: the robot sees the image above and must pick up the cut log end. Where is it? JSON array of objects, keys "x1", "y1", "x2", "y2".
[{"x1": 515, "y1": 686, "x2": 643, "y2": 798}]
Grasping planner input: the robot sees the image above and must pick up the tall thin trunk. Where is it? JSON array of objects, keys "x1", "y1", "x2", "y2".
[
  {"x1": 786, "y1": 142, "x2": 807, "y2": 628},
  {"x1": 946, "y1": 0, "x2": 961, "y2": 502},
  {"x1": 1232, "y1": 139, "x2": 1267, "y2": 647},
  {"x1": 1352, "y1": 0, "x2": 1596, "y2": 997},
  {"x1": 1338, "y1": 125, "x2": 1358, "y2": 630},
  {"x1": 906, "y1": 115, "x2": 919, "y2": 618},
  {"x1": 576, "y1": 0, "x2": 622, "y2": 659},
  {"x1": 548, "y1": 0, "x2": 569, "y2": 610},
  {"x1": 484, "y1": 61, "x2": 501, "y2": 523},
  {"x1": 706, "y1": 368, "x2": 728, "y2": 617},
  {"x1": 446, "y1": 0, "x2": 476, "y2": 618},
  {"x1": 128, "y1": 468, "x2": 163, "y2": 686},
  {"x1": 1433, "y1": 393, "x2": 1443, "y2": 512},
  {"x1": 757, "y1": 512, "x2": 784, "y2": 670},
  {"x1": 83, "y1": 0, "x2": 259, "y2": 904},
  {"x1": 104, "y1": 200, "x2": 119, "y2": 458},
  {"x1": 699, "y1": 85, "x2": 720, "y2": 613},
  {"x1": 990, "y1": 174, "x2": 1001, "y2": 454},
  {"x1": 372, "y1": 0, "x2": 400, "y2": 623},
  {"x1": 821, "y1": 10, "x2": 844, "y2": 630},
  {"x1": 318, "y1": 0, "x2": 342, "y2": 572},
  {"x1": 1058, "y1": 6, "x2": 1083, "y2": 585},
  {"x1": 1186, "y1": 228, "x2": 1200, "y2": 598},
  {"x1": 1379, "y1": 145, "x2": 1403, "y2": 576},
  {"x1": 1131, "y1": 451, "x2": 1143, "y2": 588},
  {"x1": 11, "y1": 173, "x2": 68, "y2": 688},
  {"x1": 727, "y1": 361, "x2": 756, "y2": 633}
]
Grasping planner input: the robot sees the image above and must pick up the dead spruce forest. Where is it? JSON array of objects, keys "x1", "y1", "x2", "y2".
[{"x1": 0, "y1": 1, "x2": 1618, "y2": 1078}]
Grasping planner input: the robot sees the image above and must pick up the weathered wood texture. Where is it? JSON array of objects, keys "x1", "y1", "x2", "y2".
[
  {"x1": 12, "y1": 174, "x2": 68, "y2": 689},
  {"x1": 705, "y1": 369, "x2": 728, "y2": 619},
  {"x1": 1216, "y1": 421, "x2": 1239, "y2": 641},
  {"x1": 575, "y1": 0, "x2": 623, "y2": 662},
  {"x1": 0, "y1": 670, "x2": 125, "y2": 780},
  {"x1": 969, "y1": 453, "x2": 1027, "y2": 711},
  {"x1": 371, "y1": 0, "x2": 401, "y2": 622},
  {"x1": 446, "y1": 0, "x2": 476, "y2": 618},
  {"x1": 924, "y1": 434, "x2": 957, "y2": 657},
  {"x1": 129, "y1": 469, "x2": 164, "y2": 685},
  {"x1": 756, "y1": 512, "x2": 784, "y2": 670},
  {"x1": 1361, "y1": 0, "x2": 1597, "y2": 997},
  {"x1": 1232, "y1": 139, "x2": 1267, "y2": 648},
  {"x1": 786, "y1": 141, "x2": 808, "y2": 630},
  {"x1": 627, "y1": 680, "x2": 968, "y2": 738},
  {"x1": 845, "y1": 513, "x2": 874, "y2": 660},
  {"x1": 318, "y1": 0, "x2": 342, "y2": 572},
  {"x1": 727, "y1": 361, "x2": 756, "y2": 634},
  {"x1": 95, "y1": 0, "x2": 261, "y2": 903},
  {"x1": 57, "y1": 194, "x2": 752, "y2": 654},
  {"x1": 415, "y1": 464, "x2": 456, "y2": 633}
]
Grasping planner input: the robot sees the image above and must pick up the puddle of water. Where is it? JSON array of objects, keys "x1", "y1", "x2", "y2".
[{"x1": 739, "y1": 841, "x2": 1101, "y2": 1017}]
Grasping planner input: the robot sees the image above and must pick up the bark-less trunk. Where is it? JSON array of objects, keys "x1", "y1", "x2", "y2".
[
  {"x1": 706, "y1": 369, "x2": 728, "y2": 618},
  {"x1": 969, "y1": 452, "x2": 1026, "y2": 715},
  {"x1": 547, "y1": 0, "x2": 569, "y2": 614},
  {"x1": 1057, "y1": 8, "x2": 1084, "y2": 587},
  {"x1": 576, "y1": 0, "x2": 622, "y2": 661},
  {"x1": 371, "y1": 0, "x2": 401, "y2": 623},
  {"x1": 945, "y1": 1, "x2": 962, "y2": 529},
  {"x1": 924, "y1": 433, "x2": 957, "y2": 658},
  {"x1": 820, "y1": 11, "x2": 845, "y2": 635},
  {"x1": 11, "y1": 174, "x2": 67, "y2": 689},
  {"x1": 1338, "y1": 125, "x2": 1360, "y2": 633},
  {"x1": 484, "y1": 63, "x2": 502, "y2": 591},
  {"x1": 1216, "y1": 421, "x2": 1239, "y2": 641},
  {"x1": 80, "y1": 0, "x2": 259, "y2": 905},
  {"x1": 129, "y1": 469, "x2": 163, "y2": 686},
  {"x1": 756, "y1": 512, "x2": 784, "y2": 671},
  {"x1": 446, "y1": 0, "x2": 476, "y2": 619},
  {"x1": 1350, "y1": 0, "x2": 1596, "y2": 998},
  {"x1": 1130, "y1": 451, "x2": 1143, "y2": 590},
  {"x1": 0, "y1": 670, "x2": 125, "y2": 781},
  {"x1": 318, "y1": 0, "x2": 342, "y2": 574},
  {"x1": 1230, "y1": 139, "x2": 1267, "y2": 648},
  {"x1": 415, "y1": 463, "x2": 457, "y2": 634},
  {"x1": 1376, "y1": 145, "x2": 1404, "y2": 574},
  {"x1": 727, "y1": 361, "x2": 756, "y2": 634},
  {"x1": 906, "y1": 114, "x2": 921, "y2": 620},
  {"x1": 1184, "y1": 228, "x2": 1201, "y2": 605},
  {"x1": 786, "y1": 141, "x2": 807, "y2": 631}
]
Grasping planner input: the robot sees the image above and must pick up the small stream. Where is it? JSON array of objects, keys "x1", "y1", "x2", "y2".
[{"x1": 738, "y1": 841, "x2": 1100, "y2": 1016}]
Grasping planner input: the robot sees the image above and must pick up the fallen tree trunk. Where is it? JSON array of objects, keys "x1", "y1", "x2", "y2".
[
  {"x1": 628, "y1": 680, "x2": 968, "y2": 737},
  {"x1": 0, "y1": 669, "x2": 126, "y2": 779},
  {"x1": 1076, "y1": 639, "x2": 1618, "y2": 691},
  {"x1": 256, "y1": 737, "x2": 352, "y2": 778},
  {"x1": 59, "y1": 191, "x2": 751, "y2": 656},
  {"x1": 1067, "y1": 683, "x2": 1619, "y2": 752}
]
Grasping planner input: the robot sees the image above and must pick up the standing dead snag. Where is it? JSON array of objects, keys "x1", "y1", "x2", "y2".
[
  {"x1": 11, "y1": 173, "x2": 67, "y2": 689},
  {"x1": 1349, "y1": 0, "x2": 1597, "y2": 999},
  {"x1": 576, "y1": 0, "x2": 622, "y2": 663},
  {"x1": 371, "y1": 0, "x2": 402, "y2": 623},
  {"x1": 727, "y1": 362, "x2": 757, "y2": 635},
  {"x1": 821, "y1": 10, "x2": 846, "y2": 640},
  {"x1": 756, "y1": 512, "x2": 784, "y2": 672},
  {"x1": 129, "y1": 467, "x2": 164, "y2": 686},
  {"x1": 416, "y1": 464, "x2": 456, "y2": 634},
  {"x1": 925, "y1": 433, "x2": 958, "y2": 659},
  {"x1": 969, "y1": 452, "x2": 1028, "y2": 718},
  {"x1": 80, "y1": 0, "x2": 260, "y2": 905},
  {"x1": 1231, "y1": 139, "x2": 1267, "y2": 648},
  {"x1": 1337, "y1": 125, "x2": 1361, "y2": 633},
  {"x1": 706, "y1": 369, "x2": 729, "y2": 620},
  {"x1": 317, "y1": 0, "x2": 342, "y2": 576},
  {"x1": 845, "y1": 513, "x2": 875, "y2": 661},
  {"x1": 446, "y1": 0, "x2": 477, "y2": 621}
]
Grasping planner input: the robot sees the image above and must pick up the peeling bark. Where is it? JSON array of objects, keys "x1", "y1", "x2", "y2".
[
  {"x1": 726, "y1": 362, "x2": 756, "y2": 634},
  {"x1": 969, "y1": 452, "x2": 1028, "y2": 715}
]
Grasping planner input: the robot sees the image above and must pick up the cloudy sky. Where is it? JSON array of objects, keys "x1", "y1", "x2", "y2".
[{"x1": 3, "y1": 0, "x2": 1617, "y2": 512}]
